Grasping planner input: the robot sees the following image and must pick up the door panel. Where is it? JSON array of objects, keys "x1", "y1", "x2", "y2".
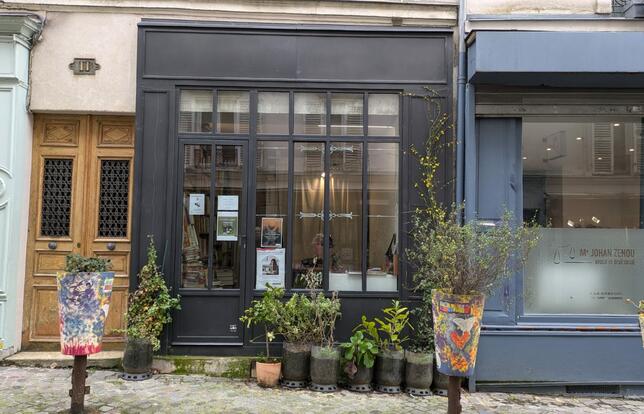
[
  {"x1": 22, "y1": 114, "x2": 134, "y2": 350},
  {"x1": 173, "y1": 141, "x2": 247, "y2": 345}
]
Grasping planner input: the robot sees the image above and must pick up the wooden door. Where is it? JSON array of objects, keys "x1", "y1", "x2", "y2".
[{"x1": 22, "y1": 114, "x2": 135, "y2": 350}]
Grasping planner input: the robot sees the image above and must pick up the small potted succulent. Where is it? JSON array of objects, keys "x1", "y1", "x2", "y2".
[
  {"x1": 121, "y1": 237, "x2": 180, "y2": 380},
  {"x1": 240, "y1": 285, "x2": 284, "y2": 387},
  {"x1": 279, "y1": 292, "x2": 315, "y2": 388},
  {"x1": 340, "y1": 330, "x2": 378, "y2": 392},
  {"x1": 357, "y1": 300, "x2": 412, "y2": 393},
  {"x1": 308, "y1": 283, "x2": 342, "y2": 392},
  {"x1": 405, "y1": 295, "x2": 434, "y2": 396}
]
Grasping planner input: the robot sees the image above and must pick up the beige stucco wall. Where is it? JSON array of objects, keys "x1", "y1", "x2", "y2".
[
  {"x1": 30, "y1": 12, "x2": 138, "y2": 114},
  {"x1": 467, "y1": 0, "x2": 612, "y2": 15},
  {"x1": 3, "y1": 0, "x2": 457, "y2": 114}
]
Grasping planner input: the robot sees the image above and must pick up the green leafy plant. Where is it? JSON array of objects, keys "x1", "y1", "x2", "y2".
[
  {"x1": 123, "y1": 236, "x2": 180, "y2": 351},
  {"x1": 279, "y1": 293, "x2": 316, "y2": 344},
  {"x1": 340, "y1": 331, "x2": 378, "y2": 378},
  {"x1": 309, "y1": 291, "x2": 341, "y2": 348},
  {"x1": 406, "y1": 90, "x2": 539, "y2": 297},
  {"x1": 354, "y1": 300, "x2": 412, "y2": 352},
  {"x1": 239, "y1": 284, "x2": 284, "y2": 362},
  {"x1": 408, "y1": 294, "x2": 434, "y2": 354},
  {"x1": 64, "y1": 253, "x2": 111, "y2": 273}
]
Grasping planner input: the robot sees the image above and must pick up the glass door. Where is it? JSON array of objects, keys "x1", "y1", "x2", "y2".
[{"x1": 175, "y1": 140, "x2": 247, "y2": 343}]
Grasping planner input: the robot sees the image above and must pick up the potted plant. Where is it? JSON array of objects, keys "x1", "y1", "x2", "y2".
[
  {"x1": 340, "y1": 330, "x2": 378, "y2": 392},
  {"x1": 405, "y1": 295, "x2": 434, "y2": 396},
  {"x1": 58, "y1": 254, "x2": 114, "y2": 356},
  {"x1": 279, "y1": 292, "x2": 315, "y2": 388},
  {"x1": 240, "y1": 284, "x2": 284, "y2": 387},
  {"x1": 308, "y1": 283, "x2": 342, "y2": 392},
  {"x1": 121, "y1": 237, "x2": 181, "y2": 380},
  {"x1": 356, "y1": 300, "x2": 411, "y2": 393},
  {"x1": 626, "y1": 299, "x2": 644, "y2": 348},
  {"x1": 407, "y1": 93, "x2": 539, "y2": 413}
]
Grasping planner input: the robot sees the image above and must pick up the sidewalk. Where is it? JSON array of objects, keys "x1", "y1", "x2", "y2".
[{"x1": 1, "y1": 366, "x2": 643, "y2": 413}]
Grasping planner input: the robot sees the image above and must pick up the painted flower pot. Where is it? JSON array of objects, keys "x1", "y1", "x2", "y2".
[
  {"x1": 122, "y1": 337, "x2": 154, "y2": 378},
  {"x1": 405, "y1": 350, "x2": 433, "y2": 396},
  {"x1": 345, "y1": 364, "x2": 373, "y2": 392},
  {"x1": 57, "y1": 271, "x2": 114, "y2": 355},
  {"x1": 310, "y1": 345, "x2": 339, "y2": 392},
  {"x1": 281, "y1": 342, "x2": 311, "y2": 388},
  {"x1": 431, "y1": 289, "x2": 485, "y2": 377},
  {"x1": 256, "y1": 361, "x2": 282, "y2": 388},
  {"x1": 374, "y1": 349, "x2": 405, "y2": 393}
]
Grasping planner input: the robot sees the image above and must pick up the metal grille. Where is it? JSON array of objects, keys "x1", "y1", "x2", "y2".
[
  {"x1": 40, "y1": 159, "x2": 73, "y2": 237},
  {"x1": 98, "y1": 160, "x2": 130, "y2": 237},
  {"x1": 612, "y1": 0, "x2": 628, "y2": 14}
]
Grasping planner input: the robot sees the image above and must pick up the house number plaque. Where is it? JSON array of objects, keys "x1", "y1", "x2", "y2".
[{"x1": 69, "y1": 58, "x2": 101, "y2": 75}]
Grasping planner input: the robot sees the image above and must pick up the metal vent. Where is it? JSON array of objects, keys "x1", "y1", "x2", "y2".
[
  {"x1": 592, "y1": 123, "x2": 614, "y2": 175},
  {"x1": 98, "y1": 159, "x2": 130, "y2": 238},
  {"x1": 40, "y1": 158, "x2": 73, "y2": 237},
  {"x1": 565, "y1": 384, "x2": 620, "y2": 395}
]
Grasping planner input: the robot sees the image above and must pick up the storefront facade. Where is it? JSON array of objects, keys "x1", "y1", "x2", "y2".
[
  {"x1": 133, "y1": 21, "x2": 454, "y2": 355},
  {"x1": 466, "y1": 31, "x2": 644, "y2": 395}
]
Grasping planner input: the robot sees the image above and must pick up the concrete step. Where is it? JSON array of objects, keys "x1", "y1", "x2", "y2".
[{"x1": 2, "y1": 351, "x2": 123, "y2": 369}]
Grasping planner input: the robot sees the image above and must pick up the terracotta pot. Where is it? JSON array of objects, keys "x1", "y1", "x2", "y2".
[
  {"x1": 57, "y1": 271, "x2": 114, "y2": 355},
  {"x1": 431, "y1": 289, "x2": 485, "y2": 377},
  {"x1": 256, "y1": 361, "x2": 281, "y2": 388}
]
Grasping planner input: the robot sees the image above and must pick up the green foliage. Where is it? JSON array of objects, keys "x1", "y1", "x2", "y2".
[
  {"x1": 354, "y1": 300, "x2": 411, "y2": 352},
  {"x1": 309, "y1": 290, "x2": 342, "y2": 348},
  {"x1": 64, "y1": 253, "x2": 111, "y2": 273},
  {"x1": 406, "y1": 90, "x2": 539, "y2": 297},
  {"x1": 340, "y1": 331, "x2": 378, "y2": 378},
  {"x1": 239, "y1": 284, "x2": 284, "y2": 361},
  {"x1": 124, "y1": 236, "x2": 180, "y2": 351},
  {"x1": 280, "y1": 293, "x2": 316, "y2": 344},
  {"x1": 408, "y1": 294, "x2": 435, "y2": 354}
]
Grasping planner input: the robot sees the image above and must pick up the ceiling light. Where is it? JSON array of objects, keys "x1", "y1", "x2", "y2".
[
  {"x1": 546, "y1": 147, "x2": 552, "y2": 151},
  {"x1": 321, "y1": 172, "x2": 325, "y2": 178},
  {"x1": 567, "y1": 220, "x2": 575, "y2": 228},
  {"x1": 576, "y1": 137, "x2": 582, "y2": 141},
  {"x1": 614, "y1": 123, "x2": 621, "y2": 127},
  {"x1": 597, "y1": 157, "x2": 603, "y2": 160},
  {"x1": 592, "y1": 216, "x2": 601, "y2": 224},
  {"x1": 629, "y1": 148, "x2": 635, "y2": 152},
  {"x1": 522, "y1": 156, "x2": 527, "y2": 160}
]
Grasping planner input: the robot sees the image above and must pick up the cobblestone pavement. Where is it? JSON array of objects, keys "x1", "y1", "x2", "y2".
[{"x1": 1, "y1": 366, "x2": 644, "y2": 413}]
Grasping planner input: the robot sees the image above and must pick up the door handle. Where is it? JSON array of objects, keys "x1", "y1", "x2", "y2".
[
  {"x1": 106, "y1": 242, "x2": 116, "y2": 251},
  {"x1": 48, "y1": 242, "x2": 57, "y2": 250}
]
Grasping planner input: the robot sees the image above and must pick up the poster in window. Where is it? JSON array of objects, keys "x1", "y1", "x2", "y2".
[
  {"x1": 188, "y1": 194, "x2": 205, "y2": 216},
  {"x1": 218, "y1": 195, "x2": 239, "y2": 211},
  {"x1": 216, "y1": 211, "x2": 238, "y2": 241},
  {"x1": 261, "y1": 217, "x2": 283, "y2": 248},
  {"x1": 256, "y1": 248, "x2": 285, "y2": 289}
]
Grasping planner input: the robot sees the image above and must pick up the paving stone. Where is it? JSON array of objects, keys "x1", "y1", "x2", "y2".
[{"x1": 0, "y1": 366, "x2": 643, "y2": 413}]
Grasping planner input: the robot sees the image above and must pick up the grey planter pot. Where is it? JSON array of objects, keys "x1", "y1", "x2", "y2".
[
  {"x1": 374, "y1": 349, "x2": 405, "y2": 393},
  {"x1": 281, "y1": 342, "x2": 311, "y2": 388},
  {"x1": 310, "y1": 345, "x2": 339, "y2": 392},
  {"x1": 405, "y1": 351, "x2": 433, "y2": 396},
  {"x1": 121, "y1": 337, "x2": 153, "y2": 381}
]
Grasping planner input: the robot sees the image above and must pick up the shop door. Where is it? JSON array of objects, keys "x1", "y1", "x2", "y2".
[
  {"x1": 22, "y1": 114, "x2": 135, "y2": 350},
  {"x1": 173, "y1": 141, "x2": 247, "y2": 344}
]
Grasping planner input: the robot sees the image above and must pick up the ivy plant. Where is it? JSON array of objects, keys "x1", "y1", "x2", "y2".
[
  {"x1": 64, "y1": 253, "x2": 111, "y2": 273},
  {"x1": 123, "y1": 236, "x2": 180, "y2": 351}
]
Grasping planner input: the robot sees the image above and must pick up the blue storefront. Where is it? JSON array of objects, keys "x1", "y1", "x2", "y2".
[{"x1": 464, "y1": 31, "x2": 644, "y2": 395}]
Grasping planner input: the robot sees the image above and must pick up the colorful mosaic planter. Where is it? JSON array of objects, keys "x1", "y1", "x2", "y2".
[
  {"x1": 57, "y1": 272, "x2": 114, "y2": 355},
  {"x1": 431, "y1": 289, "x2": 485, "y2": 377}
]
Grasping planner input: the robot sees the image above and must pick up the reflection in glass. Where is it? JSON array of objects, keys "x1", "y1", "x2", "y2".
[
  {"x1": 367, "y1": 143, "x2": 399, "y2": 292},
  {"x1": 292, "y1": 142, "x2": 325, "y2": 288},
  {"x1": 256, "y1": 142, "x2": 289, "y2": 288},
  {"x1": 179, "y1": 90, "x2": 213, "y2": 133},
  {"x1": 181, "y1": 144, "x2": 211, "y2": 288},
  {"x1": 294, "y1": 93, "x2": 326, "y2": 135},
  {"x1": 522, "y1": 118, "x2": 644, "y2": 314},
  {"x1": 328, "y1": 143, "x2": 363, "y2": 291},
  {"x1": 217, "y1": 91, "x2": 249, "y2": 134},
  {"x1": 368, "y1": 94, "x2": 399, "y2": 136},
  {"x1": 213, "y1": 144, "x2": 244, "y2": 288},
  {"x1": 331, "y1": 93, "x2": 363, "y2": 136},
  {"x1": 258, "y1": 92, "x2": 289, "y2": 134}
]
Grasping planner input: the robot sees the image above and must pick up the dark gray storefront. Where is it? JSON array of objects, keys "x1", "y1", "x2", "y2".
[
  {"x1": 466, "y1": 31, "x2": 644, "y2": 395},
  {"x1": 132, "y1": 20, "x2": 453, "y2": 356}
]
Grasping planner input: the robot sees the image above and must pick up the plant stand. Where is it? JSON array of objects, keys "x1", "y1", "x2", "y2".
[
  {"x1": 447, "y1": 376, "x2": 462, "y2": 414},
  {"x1": 70, "y1": 355, "x2": 89, "y2": 414}
]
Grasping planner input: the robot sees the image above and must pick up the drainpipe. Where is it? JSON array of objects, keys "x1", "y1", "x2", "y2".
[{"x1": 456, "y1": 0, "x2": 467, "y2": 219}]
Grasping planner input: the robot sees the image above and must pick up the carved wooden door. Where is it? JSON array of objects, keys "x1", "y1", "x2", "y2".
[{"x1": 22, "y1": 114, "x2": 135, "y2": 350}]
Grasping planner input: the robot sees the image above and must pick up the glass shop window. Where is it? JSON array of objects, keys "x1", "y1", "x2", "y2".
[
  {"x1": 217, "y1": 91, "x2": 250, "y2": 134},
  {"x1": 522, "y1": 117, "x2": 644, "y2": 315},
  {"x1": 368, "y1": 94, "x2": 400, "y2": 136},
  {"x1": 294, "y1": 93, "x2": 326, "y2": 135},
  {"x1": 331, "y1": 93, "x2": 363, "y2": 136},
  {"x1": 179, "y1": 90, "x2": 213, "y2": 133},
  {"x1": 258, "y1": 92, "x2": 289, "y2": 134}
]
